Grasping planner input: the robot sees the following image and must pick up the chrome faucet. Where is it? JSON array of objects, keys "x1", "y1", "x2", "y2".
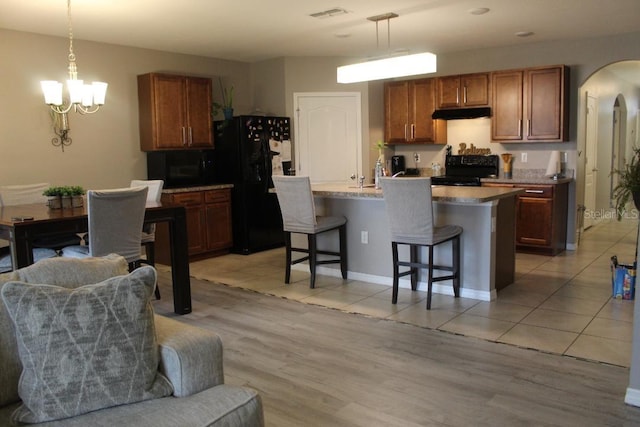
[{"x1": 391, "y1": 171, "x2": 406, "y2": 178}]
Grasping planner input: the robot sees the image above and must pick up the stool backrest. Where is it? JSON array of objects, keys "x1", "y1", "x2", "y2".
[
  {"x1": 87, "y1": 186, "x2": 148, "y2": 263},
  {"x1": 272, "y1": 176, "x2": 317, "y2": 233},
  {"x1": 380, "y1": 177, "x2": 435, "y2": 243}
]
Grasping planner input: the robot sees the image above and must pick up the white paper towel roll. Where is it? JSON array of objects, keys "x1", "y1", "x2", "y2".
[{"x1": 545, "y1": 150, "x2": 561, "y2": 176}]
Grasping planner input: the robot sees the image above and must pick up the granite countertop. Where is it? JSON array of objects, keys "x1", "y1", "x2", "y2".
[
  {"x1": 311, "y1": 182, "x2": 523, "y2": 204},
  {"x1": 162, "y1": 184, "x2": 234, "y2": 194}
]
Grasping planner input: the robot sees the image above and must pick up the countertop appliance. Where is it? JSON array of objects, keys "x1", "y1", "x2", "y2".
[
  {"x1": 430, "y1": 154, "x2": 499, "y2": 186},
  {"x1": 146, "y1": 149, "x2": 215, "y2": 188},
  {"x1": 391, "y1": 155, "x2": 405, "y2": 175},
  {"x1": 213, "y1": 116, "x2": 291, "y2": 254}
]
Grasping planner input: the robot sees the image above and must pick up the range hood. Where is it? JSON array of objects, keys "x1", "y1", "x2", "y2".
[{"x1": 432, "y1": 107, "x2": 491, "y2": 120}]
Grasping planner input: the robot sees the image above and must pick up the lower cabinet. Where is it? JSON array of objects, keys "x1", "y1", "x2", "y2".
[
  {"x1": 483, "y1": 182, "x2": 568, "y2": 255},
  {"x1": 155, "y1": 188, "x2": 233, "y2": 264}
]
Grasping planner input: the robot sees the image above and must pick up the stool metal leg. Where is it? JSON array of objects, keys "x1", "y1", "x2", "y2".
[
  {"x1": 410, "y1": 244, "x2": 419, "y2": 291},
  {"x1": 391, "y1": 242, "x2": 400, "y2": 304},
  {"x1": 308, "y1": 234, "x2": 317, "y2": 289},
  {"x1": 339, "y1": 224, "x2": 348, "y2": 279},
  {"x1": 284, "y1": 231, "x2": 292, "y2": 284},
  {"x1": 453, "y1": 235, "x2": 460, "y2": 298},
  {"x1": 427, "y1": 245, "x2": 434, "y2": 310}
]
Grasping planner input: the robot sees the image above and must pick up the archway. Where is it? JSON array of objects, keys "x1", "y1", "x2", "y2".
[{"x1": 576, "y1": 60, "x2": 640, "y2": 233}]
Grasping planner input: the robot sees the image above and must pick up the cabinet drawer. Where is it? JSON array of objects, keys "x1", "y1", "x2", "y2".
[
  {"x1": 517, "y1": 186, "x2": 553, "y2": 198},
  {"x1": 205, "y1": 189, "x2": 231, "y2": 204},
  {"x1": 171, "y1": 192, "x2": 204, "y2": 206}
]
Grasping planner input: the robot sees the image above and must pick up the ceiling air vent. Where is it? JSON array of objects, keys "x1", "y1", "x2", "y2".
[{"x1": 310, "y1": 8, "x2": 349, "y2": 19}]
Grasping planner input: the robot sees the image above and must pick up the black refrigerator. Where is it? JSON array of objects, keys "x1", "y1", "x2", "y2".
[{"x1": 213, "y1": 116, "x2": 291, "y2": 254}]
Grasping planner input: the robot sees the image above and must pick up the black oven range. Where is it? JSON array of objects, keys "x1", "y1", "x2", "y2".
[{"x1": 430, "y1": 155, "x2": 499, "y2": 186}]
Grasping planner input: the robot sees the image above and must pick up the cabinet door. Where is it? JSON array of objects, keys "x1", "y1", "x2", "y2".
[
  {"x1": 436, "y1": 76, "x2": 461, "y2": 108},
  {"x1": 525, "y1": 67, "x2": 565, "y2": 141},
  {"x1": 411, "y1": 78, "x2": 441, "y2": 143},
  {"x1": 205, "y1": 202, "x2": 233, "y2": 251},
  {"x1": 204, "y1": 190, "x2": 233, "y2": 251},
  {"x1": 384, "y1": 81, "x2": 410, "y2": 143},
  {"x1": 516, "y1": 196, "x2": 553, "y2": 246},
  {"x1": 462, "y1": 73, "x2": 490, "y2": 107},
  {"x1": 152, "y1": 75, "x2": 188, "y2": 149},
  {"x1": 186, "y1": 77, "x2": 213, "y2": 147},
  {"x1": 170, "y1": 192, "x2": 206, "y2": 255},
  {"x1": 491, "y1": 70, "x2": 524, "y2": 141}
]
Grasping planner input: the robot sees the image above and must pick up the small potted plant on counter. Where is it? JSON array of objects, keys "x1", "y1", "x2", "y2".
[
  {"x1": 612, "y1": 147, "x2": 640, "y2": 220},
  {"x1": 69, "y1": 185, "x2": 85, "y2": 208},
  {"x1": 43, "y1": 186, "x2": 63, "y2": 209}
]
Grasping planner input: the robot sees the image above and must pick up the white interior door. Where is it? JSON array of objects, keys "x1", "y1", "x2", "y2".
[
  {"x1": 610, "y1": 107, "x2": 621, "y2": 207},
  {"x1": 584, "y1": 93, "x2": 598, "y2": 229},
  {"x1": 294, "y1": 92, "x2": 361, "y2": 183}
]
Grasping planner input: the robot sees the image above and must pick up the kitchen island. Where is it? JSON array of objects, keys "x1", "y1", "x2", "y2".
[{"x1": 298, "y1": 183, "x2": 523, "y2": 301}]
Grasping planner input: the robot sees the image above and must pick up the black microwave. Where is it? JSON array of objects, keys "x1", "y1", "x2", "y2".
[{"x1": 146, "y1": 150, "x2": 216, "y2": 188}]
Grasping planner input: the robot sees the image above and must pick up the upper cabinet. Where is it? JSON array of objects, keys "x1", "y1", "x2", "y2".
[
  {"x1": 384, "y1": 78, "x2": 447, "y2": 145},
  {"x1": 138, "y1": 73, "x2": 213, "y2": 151},
  {"x1": 436, "y1": 73, "x2": 490, "y2": 109},
  {"x1": 491, "y1": 65, "x2": 569, "y2": 143}
]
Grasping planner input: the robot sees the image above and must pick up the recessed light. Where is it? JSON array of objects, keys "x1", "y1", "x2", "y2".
[
  {"x1": 335, "y1": 33, "x2": 351, "y2": 39},
  {"x1": 469, "y1": 8, "x2": 490, "y2": 15},
  {"x1": 515, "y1": 31, "x2": 534, "y2": 37}
]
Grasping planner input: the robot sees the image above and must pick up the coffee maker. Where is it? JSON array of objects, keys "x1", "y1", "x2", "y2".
[{"x1": 391, "y1": 155, "x2": 405, "y2": 175}]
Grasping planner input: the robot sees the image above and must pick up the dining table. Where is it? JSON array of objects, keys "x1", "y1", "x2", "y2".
[{"x1": 0, "y1": 201, "x2": 192, "y2": 314}]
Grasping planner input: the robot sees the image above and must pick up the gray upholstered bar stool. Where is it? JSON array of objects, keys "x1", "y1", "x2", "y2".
[
  {"x1": 272, "y1": 176, "x2": 347, "y2": 288},
  {"x1": 380, "y1": 177, "x2": 462, "y2": 309}
]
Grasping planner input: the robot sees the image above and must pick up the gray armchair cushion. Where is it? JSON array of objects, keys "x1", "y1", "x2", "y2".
[
  {"x1": 0, "y1": 254, "x2": 129, "y2": 408},
  {"x1": 0, "y1": 384, "x2": 264, "y2": 427},
  {"x1": 155, "y1": 315, "x2": 225, "y2": 397},
  {"x1": 1, "y1": 266, "x2": 172, "y2": 424}
]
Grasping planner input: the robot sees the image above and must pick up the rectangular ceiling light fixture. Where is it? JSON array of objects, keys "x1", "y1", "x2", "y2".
[
  {"x1": 337, "y1": 52, "x2": 437, "y2": 84},
  {"x1": 310, "y1": 8, "x2": 349, "y2": 19},
  {"x1": 337, "y1": 12, "x2": 437, "y2": 84}
]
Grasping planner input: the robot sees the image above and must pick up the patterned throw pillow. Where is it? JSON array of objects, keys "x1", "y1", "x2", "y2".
[{"x1": 1, "y1": 266, "x2": 173, "y2": 424}]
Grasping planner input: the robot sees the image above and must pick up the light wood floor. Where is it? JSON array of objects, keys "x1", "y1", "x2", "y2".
[{"x1": 153, "y1": 272, "x2": 640, "y2": 427}]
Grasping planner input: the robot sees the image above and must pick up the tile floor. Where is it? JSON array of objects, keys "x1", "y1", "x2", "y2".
[{"x1": 174, "y1": 218, "x2": 639, "y2": 368}]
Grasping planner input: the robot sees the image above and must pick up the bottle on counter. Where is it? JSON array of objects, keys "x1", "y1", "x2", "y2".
[
  {"x1": 431, "y1": 162, "x2": 441, "y2": 177},
  {"x1": 374, "y1": 159, "x2": 383, "y2": 189}
]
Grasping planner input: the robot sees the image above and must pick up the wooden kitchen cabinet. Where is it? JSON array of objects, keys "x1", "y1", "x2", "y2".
[
  {"x1": 155, "y1": 188, "x2": 232, "y2": 263},
  {"x1": 491, "y1": 65, "x2": 569, "y2": 143},
  {"x1": 384, "y1": 78, "x2": 446, "y2": 144},
  {"x1": 483, "y1": 182, "x2": 568, "y2": 255},
  {"x1": 138, "y1": 73, "x2": 213, "y2": 151},
  {"x1": 436, "y1": 73, "x2": 490, "y2": 109}
]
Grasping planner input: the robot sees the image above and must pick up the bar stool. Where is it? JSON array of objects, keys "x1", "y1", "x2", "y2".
[
  {"x1": 380, "y1": 177, "x2": 462, "y2": 309},
  {"x1": 272, "y1": 176, "x2": 347, "y2": 288}
]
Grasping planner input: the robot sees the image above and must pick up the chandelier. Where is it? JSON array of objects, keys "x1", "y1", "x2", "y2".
[
  {"x1": 40, "y1": 0, "x2": 107, "y2": 115},
  {"x1": 337, "y1": 13, "x2": 437, "y2": 84}
]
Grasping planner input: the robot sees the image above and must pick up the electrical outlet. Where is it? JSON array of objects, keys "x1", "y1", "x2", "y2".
[
  {"x1": 413, "y1": 153, "x2": 421, "y2": 163},
  {"x1": 521, "y1": 152, "x2": 528, "y2": 163},
  {"x1": 361, "y1": 231, "x2": 368, "y2": 244}
]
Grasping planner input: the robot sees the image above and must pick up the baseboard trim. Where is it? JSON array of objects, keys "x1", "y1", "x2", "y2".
[
  {"x1": 625, "y1": 387, "x2": 640, "y2": 407},
  {"x1": 292, "y1": 265, "x2": 495, "y2": 301}
]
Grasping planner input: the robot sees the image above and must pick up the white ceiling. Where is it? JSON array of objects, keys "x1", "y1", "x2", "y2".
[{"x1": 2, "y1": 0, "x2": 639, "y2": 81}]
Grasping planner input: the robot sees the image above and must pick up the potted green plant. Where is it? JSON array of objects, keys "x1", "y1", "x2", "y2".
[
  {"x1": 69, "y1": 185, "x2": 85, "y2": 208},
  {"x1": 59, "y1": 186, "x2": 73, "y2": 209},
  {"x1": 212, "y1": 78, "x2": 234, "y2": 120},
  {"x1": 612, "y1": 146, "x2": 640, "y2": 220},
  {"x1": 43, "y1": 186, "x2": 63, "y2": 209}
]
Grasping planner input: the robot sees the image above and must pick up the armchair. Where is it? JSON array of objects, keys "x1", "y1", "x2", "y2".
[{"x1": 0, "y1": 255, "x2": 264, "y2": 426}]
